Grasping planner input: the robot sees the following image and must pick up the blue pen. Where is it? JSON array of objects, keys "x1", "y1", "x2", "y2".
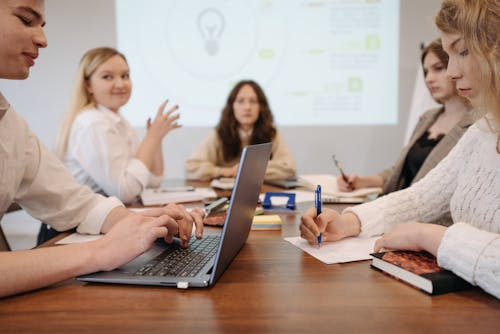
[{"x1": 315, "y1": 185, "x2": 322, "y2": 248}]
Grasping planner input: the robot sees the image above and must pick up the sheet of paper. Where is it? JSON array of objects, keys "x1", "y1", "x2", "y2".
[
  {"x1": 56, "y1": 233, "x2": 102, "y2": 244},
  {"x1": 284, "y1": 236, "x2": 378, "y2": 264}
]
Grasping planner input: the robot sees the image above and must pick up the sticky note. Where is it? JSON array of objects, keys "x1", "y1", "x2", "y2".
[{"x1": 251, "y1": 215, "x2": 282, "y2": 230}]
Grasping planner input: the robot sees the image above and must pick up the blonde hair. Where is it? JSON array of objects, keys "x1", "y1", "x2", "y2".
[
  {"x1": 435, "y1": 0, "x2": 500, "y2": 125},
  {"x1": 55, "y1": 47, "x2": 127, "y2": 158}
]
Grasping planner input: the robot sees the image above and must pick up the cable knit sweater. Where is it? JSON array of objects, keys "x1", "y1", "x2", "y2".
[{"x1": 345, "y1": 116, "x2": 500, "y2": 299}]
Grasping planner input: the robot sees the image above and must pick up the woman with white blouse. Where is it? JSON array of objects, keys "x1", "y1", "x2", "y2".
[
  {"x1": 56, "y1": 47, "x2": 180, "y2": 203},
  {"x1": 300, "y1": 0, "x2": 500, "y2": 299}
]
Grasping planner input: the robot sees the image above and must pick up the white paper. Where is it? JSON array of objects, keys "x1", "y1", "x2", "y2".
[
  {"x1": 284, "y1": 236, "x2": 378, "y2": 264},
  {"x1": 140, "y1": 187, "x2": 217, "y2": 206},
  {"x1": 210, "y1": 178, "x2": 235, "y2": 190},
  {"x1": 56, "y1": 233, "x2": 102, "y2": 244}
]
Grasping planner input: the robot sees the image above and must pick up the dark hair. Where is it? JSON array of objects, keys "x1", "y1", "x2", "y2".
[
  {"x1": 216, "y1": 80, "x2": 276, "y2": 161},
  {"x1": 421, "y1": 38, "x2": 449, "y2": 70}
]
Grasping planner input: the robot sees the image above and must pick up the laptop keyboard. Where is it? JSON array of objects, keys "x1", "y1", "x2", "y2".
[{"x1": 134, "y1": 235, "x2": 220, "y2": 277}]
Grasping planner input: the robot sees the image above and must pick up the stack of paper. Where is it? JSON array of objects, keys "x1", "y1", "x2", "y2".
[
  {"x1": 209, "y1": 177, "x2": 235, "y2": 190},
  {"x1": 299, "y1": 174, "x2": 382, "y2": 203},
  {"x1": 251, "y1": 215, "x2": 282, "y2": 230},
  {"x1": 140, "y1": 187, "x2": 217, "y2": 206}
]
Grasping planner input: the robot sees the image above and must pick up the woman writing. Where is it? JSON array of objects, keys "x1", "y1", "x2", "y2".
[
  {"x1": 301, "y1": 0, "x2": 500, "y2": 299},
  {"x1": 338, "y1": 38, "x2": 477, "y2": 196},
  {"x1": 185, "y1": 80, "x2": 296, "y2": 181}
]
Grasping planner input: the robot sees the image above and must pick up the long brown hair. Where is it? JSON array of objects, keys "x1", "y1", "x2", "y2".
[
  {"x1": 216, "y1": 80, "x2": 276, "y2": 161},
  {"x1": 435, "y1": 0, "x2": 500, "y2": 123}
]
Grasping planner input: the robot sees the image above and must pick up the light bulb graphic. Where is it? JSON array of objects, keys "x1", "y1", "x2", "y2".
[{"x1": 197, "y1": 8, "x2": 225, "y2": 56}]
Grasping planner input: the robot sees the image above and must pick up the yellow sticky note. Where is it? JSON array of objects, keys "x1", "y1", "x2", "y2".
[{"x1": 251, "y1": 215, "x2": 282, "y2": 230}]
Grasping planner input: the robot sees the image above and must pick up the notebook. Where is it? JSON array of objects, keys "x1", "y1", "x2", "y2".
[
  {"x1": 78, "y1": 143, "x2": 272, "y2": 288},
  {"x1": 299, "y1": 174, "x2": 382, "y2": 198}
]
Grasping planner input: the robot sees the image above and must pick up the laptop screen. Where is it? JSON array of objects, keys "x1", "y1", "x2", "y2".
[{"x1": 209, "y1": 143, "x2": 272, "y2": 284}]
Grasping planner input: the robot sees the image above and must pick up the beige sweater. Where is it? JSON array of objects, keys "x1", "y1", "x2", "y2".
[
  {"x1": 0, "y1": 92, "x2": 122, "y2": 235},
  {"x1": 185, "y1": 129, "x2": 296, "y2": 181}
]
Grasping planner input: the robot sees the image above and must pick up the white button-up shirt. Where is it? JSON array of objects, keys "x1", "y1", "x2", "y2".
[
  {"x1": 64, "y1": 105, "x2": 163, "y2": 203},
  {"x1": 0, "y1": 92, "x2": 122, "y2": 234}
]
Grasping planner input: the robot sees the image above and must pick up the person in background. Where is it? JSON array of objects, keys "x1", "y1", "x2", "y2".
[
  {"x1": 185, "y1": 80, "x2": 296, "y2": 181},
  {"x1": 0, "y1": 0, "x2": 203, "y2": 298},
  {"x1": 56, "y1": 47, "x2": 180, "y2": 204},
  {"x1": 300, "y1": 0, "x2": 500, "y2": 299},
  {"x1": 337, "y1": 38, "x2": 478, "y2": 198}
]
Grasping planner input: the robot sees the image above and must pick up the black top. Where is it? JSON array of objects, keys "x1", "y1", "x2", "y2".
[{"x1": 401, "y1": 130, "x2": 444, "y2": 189}]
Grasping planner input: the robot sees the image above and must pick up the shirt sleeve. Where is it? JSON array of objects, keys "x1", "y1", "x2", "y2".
[
  {"x1": 185, "y1": 130, "x2": 221, "y2": 180},
  {"x1": 344, "y1": 124, "x2": 478, "y2": 237},
  {"x1": 265, "y1": 131, "x2": 297, "y2": 180},
  {"x1": 438, "y1": 223, "x2": 500, "y2": 299},
  {"x1": 15, "y1": 132, "x2": 123, "y2": 235},
  {"x1": 70, "y1": 117, "x2": 152, "y2": 203}
]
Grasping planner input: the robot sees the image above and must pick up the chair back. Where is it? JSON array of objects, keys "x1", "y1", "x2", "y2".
[{"x1": 0, "y1": 225, "x2": 11, "y2": 251}]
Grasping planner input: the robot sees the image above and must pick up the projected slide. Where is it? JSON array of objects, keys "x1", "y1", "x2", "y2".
[{"x1": 116, "y1": 0, "x2": 399, "y2": 126}]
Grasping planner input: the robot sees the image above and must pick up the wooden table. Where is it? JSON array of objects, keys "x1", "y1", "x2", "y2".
[{"x1": 1, "y1": 187, "x2": 499, "y2": 333}]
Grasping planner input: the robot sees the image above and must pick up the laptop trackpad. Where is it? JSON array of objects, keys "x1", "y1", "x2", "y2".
[{"x1": 118, "y1": 244, "x2": 165, "y2": 274}]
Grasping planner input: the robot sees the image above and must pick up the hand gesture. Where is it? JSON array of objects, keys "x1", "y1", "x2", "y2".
[{"x1": 146, "y1": 100, "x2": 182, "y2": 140}]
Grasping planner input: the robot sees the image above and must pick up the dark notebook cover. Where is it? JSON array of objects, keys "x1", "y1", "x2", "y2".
[{"x1": 371, "y1": 250, "x2": 471, "y2": 295}]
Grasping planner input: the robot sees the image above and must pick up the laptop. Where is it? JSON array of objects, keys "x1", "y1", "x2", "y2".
[{"x1": 78, "y1": 143, "x2": 272, "y2": 288}]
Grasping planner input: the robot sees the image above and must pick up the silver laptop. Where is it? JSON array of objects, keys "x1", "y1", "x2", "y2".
[{"x1": 78, "y1": 143, "x2": 272, "y2": 289}]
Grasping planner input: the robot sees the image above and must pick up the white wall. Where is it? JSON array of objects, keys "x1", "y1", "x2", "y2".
[{"x1": 0, "y1": 0, "x2": 442, "y2": 179}]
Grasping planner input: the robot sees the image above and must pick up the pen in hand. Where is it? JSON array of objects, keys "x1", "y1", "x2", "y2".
[
  {"x1": 332, "y1": 154, "x2": 353, "y2": 190},
  {"x1": 315, "y1": 185, "x2": 322, "y2": 248}
]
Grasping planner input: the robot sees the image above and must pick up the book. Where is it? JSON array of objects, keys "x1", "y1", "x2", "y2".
[
  {"x1": 299, "y1": 174, "x2": 382, "y2": 199},
  {"x1": 264, "y1": 177, "x2": 299, "y2": 189},
  {"x1": 370, "y1": 250, "x2": 471, "y2": 295},
  {"x1": 210, "y1": 177, "x2": 235, "y2": 190}
]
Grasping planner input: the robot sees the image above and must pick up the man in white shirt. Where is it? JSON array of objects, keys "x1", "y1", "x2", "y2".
[{"x1": 0, "y1": 0, "x2": 204, "y2": 298}]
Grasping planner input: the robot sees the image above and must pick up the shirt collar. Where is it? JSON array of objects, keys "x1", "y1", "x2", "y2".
[
  {"x1": 238, "y1": 127, "x2": 253, "y2": 140},
  {"x1": 96, "y1": 104, "x2": 123, "y2": 124}
]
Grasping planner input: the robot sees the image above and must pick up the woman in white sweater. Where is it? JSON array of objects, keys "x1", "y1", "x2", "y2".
[
  {"x1": 300, "y1": 0, "x2": 500, "y2": 299},
  {"x1": 57, "y1": 47, "x2": 180, "y2": 203}
]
